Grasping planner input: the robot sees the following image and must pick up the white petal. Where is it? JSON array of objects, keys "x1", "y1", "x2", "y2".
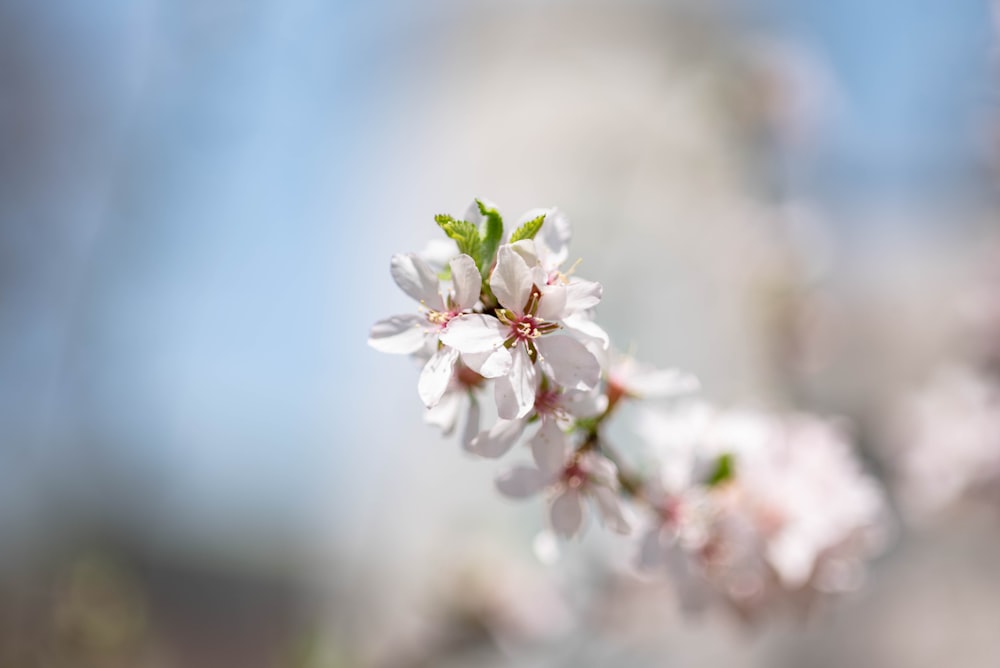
[
  {"x1": 625, "y1": 368, "x2": 701, "y2": 399},
  {"x1": 530, "y1": 418, "x2": 570, "y2": 476},
  {"x1": 425, "y1": 389, "x2": 461, "y2": 434},
  {"x1": 591, "y1": 486, "x2": 632, "y2": 534},
  {"x1": 549, "y1": 489, "x2": 584, "y2": 538},
  {"x1": 494, "y1": 346, "x2": 537, "y2": 419},
  {"x1": 564, "y1": 279, "x2": 602, "y2": 313},
  {"x1": 461, "y1": 347, "x2": 512, "y2": 379},
  {"x1": 533, "y1": 207, "x2": 572, "y2": 268},
  {"x1": 490, "y1": 244, "x2": 534, "y2": 314},
  {"x1": 449, "y1": 254, "x2": 482, "y2": 310},
  {"x1": 535, "y1": 283, "x2": 568, "y2": 321},
  {"x1": 496, "y1": 466, "x2": 549, "y2": 499},
  {"x1": 536, "y1": 335, "x2": 601, "y2": 390},
  {"x1": 509, "y1": 238, "x2": 540, "y2": 267},
  {"x1": 460, "y1": 394, "x2": 481, "y2": 450},
  {"x1": 468, "y1": 418, "x2": 527, "y2": 458},
  {"x1": 368, "y1": 314, "x2": 430, "y2": 354},
  {"x1": 390, "y1": 253, "x2": 443, "y2": 309},
  {"x1": 440, "y1": 314, "x2": 506, "y2": 353},
  {"x1": 417, "y1": 347, "x2": 459, "y2": 407},
  {"x1": 562, "y1": 314, "x2": 610, "y2": 350},
  {"x1": 580, "y1": 451, "x2": 620, "y2": 487}
]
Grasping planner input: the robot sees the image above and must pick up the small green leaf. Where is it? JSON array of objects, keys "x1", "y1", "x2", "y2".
[
  {"x1": 435, "y1": 214, "x2": 482, "y2": 268},
  {"x1": 475, "y1": 199, "x2": 504, "y2": 278},
  {"x1": 706, "y1": 453, "x2": 734, "y2": 487},
  {"x1": 509, "y1": 213, "x2": 546, "y2": 243}
]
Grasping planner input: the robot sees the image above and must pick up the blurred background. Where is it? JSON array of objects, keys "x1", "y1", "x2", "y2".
[{"x1": 2, "y1": 0, "x2": 1000, "y2": 666}]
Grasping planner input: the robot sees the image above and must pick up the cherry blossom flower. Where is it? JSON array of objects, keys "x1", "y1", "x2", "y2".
[
  {"x1": 467, "y1": 376, "x2": 602, "y2": 459},
  {"x1": 441, "y1": 244, "x2": 603, "y2": 419},
  {"x1": 606, "y1": 352, "x2": 701, "y2": 405},
  {"x1": 888, "y1": 365, "x2": 1000, "y2": 519},
  {"x1": 368, "y1": 252, "x2": 503, "y2": 407},
  {"x1": 495, "y1": 433, "x2": 631, "y2": 539},
  {"x1": 424, "y1": 360, "x2": 486, "y2": 449},
  {"x1": 637, "y1": 404, "x2": 887, "y2": 617}
]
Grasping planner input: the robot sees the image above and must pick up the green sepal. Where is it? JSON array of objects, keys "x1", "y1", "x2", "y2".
[
  {"x1": 435, "y1": 214, "x2": 482, "y2": 269},
  {"x1": 706, "y1": 453, "x2": 735, "y2": 487},
  {"x1": 475, "y1": 199, "x2": 504, "y2": 279},
  {"x1": 509, "y1": 213, "x2": 546, "y2": 244}
]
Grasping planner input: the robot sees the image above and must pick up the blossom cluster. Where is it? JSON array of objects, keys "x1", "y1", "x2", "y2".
[{"x1": 369, "y1": 200, "x2": 888, "y2": 619}]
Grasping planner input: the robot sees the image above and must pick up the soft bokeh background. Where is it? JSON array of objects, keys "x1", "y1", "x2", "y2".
[{"x1": 2, "y1": 0, "x2": 999, "y2": 666}]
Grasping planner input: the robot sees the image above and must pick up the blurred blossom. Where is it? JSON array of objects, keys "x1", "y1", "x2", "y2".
[
  {"x1": 888, "y1": 366, "x2": 1000, "y2": 521},
  {"x1": 638, "y1": 403, "x2": 888, "y2": 621}
]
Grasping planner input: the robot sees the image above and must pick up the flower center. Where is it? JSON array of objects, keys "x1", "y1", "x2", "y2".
[
  {"x1": 562, "y1": 462, "x2": 587, "y2": 489},
  {"x1": 513, "y1": 315, "x2": 541, "y2": 341},
  {"x1": 426, "y1": 310, "x2": 453, "y2": 327}
]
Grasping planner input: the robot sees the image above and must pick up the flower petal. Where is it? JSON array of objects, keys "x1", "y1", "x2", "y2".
[
  {"x1": 591, "y1": 486, "x2": 632, "y2": 534},
  {"x1": 460, "y1": 394, "x2": 481, "y2": 450},
  {"x1": 417, "y1": 347, "x2": 459, "y2": 408},
  {"x1": 425, "y1": 389, "x2": 461, "y2": 434},
  {"x1": 536, "y1": 335, "x2": 600, "y2": 390},
  {"x1": 562, "y1": 314, "x2": 610, "y2": 350},
  {"x1": 449, "y1": 254, "x2": 482, "y2": 310},
  {"x1": 390, "y1": 253, "x2": 443, "y2": 309},
  {"x1": 564, "y1": 279, "x2": 602, "y2": 313},
  {"x1": 490, "y1": 244, "x2": 534, "y2": 314},
  {"x1": 549, "y1": 489, "x2": 584, "y2": 538},
  {"x1": 496, "y1": 466, "x2": 549, "y2": 499},
  {"x1": 535, "y1": 283, "x2": 568, "y2": 321},
  {"x1": 494, "y1": 346, "x2": 537, "y2": 419},
  {"x1": 468, "y1": 418, "x2": 527, "y2": 458},
  {"x1": 530, "y1": 418, "x2": 570, "y2": 476},
  {"x1": 440, "y1": 314, "x2": 505, "y2": 353},
  {"x1": 461, "y1": 347, "x2": 512, "y2": 378},
  {"x1": 368, "y1": 314, "x2": 430, "y2": 354}
]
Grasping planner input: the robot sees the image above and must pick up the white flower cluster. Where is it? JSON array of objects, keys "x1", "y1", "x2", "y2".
[
  {"x1": 637, "y1": 404, "x2": 887, "y2": 618},
  {"x1": 369, "y1": 200, "x2": 887, "y2": 618},
  {"x1": 889, "y1": 366, "x2": 1000, "y2": 519}
]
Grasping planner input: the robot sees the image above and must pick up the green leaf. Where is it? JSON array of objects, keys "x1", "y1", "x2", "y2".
[
  {"x1": 475, "y1": 199, "x2": 504, "y2": 278},
  {"x1": 509, "y1": 213, "x2": 546, "y2": 244},
  {"x1": 706, "y1": 453, "x2": 735, "y2": 487},
  {"x1": 435, "y1": 214, "x2": 482, "y2": 268}
]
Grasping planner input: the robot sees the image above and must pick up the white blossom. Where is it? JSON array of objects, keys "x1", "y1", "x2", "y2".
[
  {"x1": 442, "y1": 244, "x2": 603, "y2": 419},
  {"x1": 496, "y1": 430, "x2": 631, "y2": 539}
]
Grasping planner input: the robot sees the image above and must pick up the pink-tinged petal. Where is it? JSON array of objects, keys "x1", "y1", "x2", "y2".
[
  {"x1": 425, "y1": 389, "x2": 461, "y2": 435},
  {"x1": 535, "y1": 283, "x2": 568, "y2": 321},
  {"x1": 368, "y1": 314, "x2": 430, "y2": 354},
  {"x1": 530, "y1": 418, "x2": 570, "y2": 476},
  {"x1": 468, "y1": 418, "x2": 527, "y2": 458},
  {"x1": 495, "y1": 346, "x2": 537, "y2": 420},
  {"x1": 440, "y1": 314, "x2": 505, "y2": 353},
  {"x1": 549, "y1": 489, "x2": 584, "y2": 538},
  {"x1": 562, "y1": 314, "x2": 610, "y2": 350},
  {"x1": 418, "y1": 347, "x2": 459, "y2": 407},
  {"x1": 390, "y1": 253, "x2": 443, "y2": 309},
  {"x1": 490, "y1": 244, "x2": 534, "y2": 314},
  {"x1": 591, "y1": 486, "x2": 632, "y2": 534},
  {"x1": 496, "y1": 466, "x2": 549, "y2": 499},
  {"x1": 564, "y1": 279, "x2": 602, "y2": 312},
  {"x1": 580, "y1": 451, "x2": 620, "y2": 487},
  {"x1": 461, "y1": 347, "x2": 511, "y2": 378},
  {"x1": 460, "y1": 394, "x2": 481, "y2": 451},
  {"x1": 449, "y1": 254, "x2": 482, "y2": 310},
  {"x1": 535, "y1": 335, "x2": 600, "y2": 390}
]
